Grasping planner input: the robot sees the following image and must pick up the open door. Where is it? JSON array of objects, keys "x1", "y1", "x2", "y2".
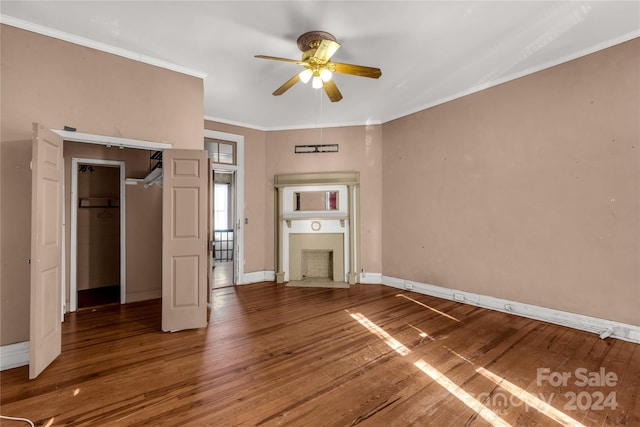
[
  {"x1": 29, "y1": 123, "x2": 63, "y2": 379},
  {"x1": 207, "y1": 158, "x2": 214, "y2": 304},
  {"x1": 162, "y1": 149, "x2": 208, "y2": 332}
]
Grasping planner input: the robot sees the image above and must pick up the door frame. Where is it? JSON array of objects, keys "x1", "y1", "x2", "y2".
[
  {"x1": 204, "y1": 130, "x2": 244, "y2": 284},
  {"x1": 69, "y1": 158, "x2": 126, "y2": 311}
]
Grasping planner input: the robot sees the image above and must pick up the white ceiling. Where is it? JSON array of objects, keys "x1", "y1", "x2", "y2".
[{"x1": 2, "y1": 1, "x2": 639, "y2": 130}]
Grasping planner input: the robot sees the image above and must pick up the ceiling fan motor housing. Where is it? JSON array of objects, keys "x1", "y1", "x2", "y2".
[{"x1": 297, "y1": 31, "x2": 337, "y2": 51}]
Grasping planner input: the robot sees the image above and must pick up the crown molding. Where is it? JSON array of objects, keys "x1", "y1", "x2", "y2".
[
  {"x1": 1, "y1": 15, "x2": 208, "y2": 79},
  {"x1": 383, "y1": 30, "x2": 640, "y2": 124}
]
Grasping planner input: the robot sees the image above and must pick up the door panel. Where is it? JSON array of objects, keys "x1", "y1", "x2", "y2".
[
  {"x1": 30, "y1": 123, "x2": 63, "y2": 379},
  {"x1": 162, "y1": 149, "x2": 208, "y2": 332},
  {"x1": 207, "y1": 159, "x2": 213, "y2": 303}
]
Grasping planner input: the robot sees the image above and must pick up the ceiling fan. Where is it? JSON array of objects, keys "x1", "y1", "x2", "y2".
[{"x1": 255, "y1": 31, "x2": 382, "y2": 102}]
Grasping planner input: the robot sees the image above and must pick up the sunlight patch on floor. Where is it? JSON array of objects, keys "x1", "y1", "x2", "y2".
[
  {"x1": 349, "y1": 311, "x2": 511, "y2": 425},
  {"x1": 414, "y1": 359, "x2": 512, "y2": 427},
  {"x1": 350, "y1": 312, "x2": 411, "y2": 356},
  {"x1": 477, "y1": 367, "x2": 586, "y2": 427},
  {"x1": 349, "y1": 309, "x2": 588, "y2": 426},
  {"x1": 406, "y1": 322, "x2": 435, "y2": 340},
  {"x1": 395, "y1": 294, "x2": 461, "y2": 323}
]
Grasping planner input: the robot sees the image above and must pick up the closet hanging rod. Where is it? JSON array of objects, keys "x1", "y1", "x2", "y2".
[{"x1": 78, "y1": 197, "x2": 120, "y2": 208}]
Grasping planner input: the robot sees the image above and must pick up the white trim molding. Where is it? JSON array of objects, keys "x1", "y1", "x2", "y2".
[
  {"x1": 204, "y1": 129, "x2": 245, "y2": 286},
  {"x1": 52, "y1": 130, "x2": 172, "y2": 151},
  {"x1": 70, "y1": 158, "x2": 127, "y2": 312},
  {"x1": 0, "y1": 341, "x2": 29, "y2": 371},
  {"x1": 1, "y1": 15, "x2": 207, "y2": 79},
  {"x1": 360, "y1": 272, "x2": 383, "y2": 284},
  {"x1": 240, "y1": 271, "x2": 276, "y2": 285},
  {"x1": 383, "y1": 276, "x2": 640, "y2": 344},
  {"x1": 126, "y1": 290, "x2": 162, "y2": 303}
]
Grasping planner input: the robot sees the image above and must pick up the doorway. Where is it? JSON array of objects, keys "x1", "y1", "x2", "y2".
[
  {"x1": 213, "y1": 172, "x2": 235, "y2": 288},
  {"x1": 76, "y1": 164, "x2": 120, "y2": 307},
  {"x1": 204, "y1": 129, "x2": 244, "y2": 289},
  {"x1": 70, "y1": 158, "x2": 126, "y2": 311}
]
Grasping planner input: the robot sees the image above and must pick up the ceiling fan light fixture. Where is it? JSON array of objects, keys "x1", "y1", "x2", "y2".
[
  {"x1": 299, "y1": 69, "x2": 313, "y2": 83},
  {"x1": 320, "y1": 68, "x2": 332, "y2": 82},
  {"x1": 256, "y1": 30, "x2": 381, "y2": 102}
]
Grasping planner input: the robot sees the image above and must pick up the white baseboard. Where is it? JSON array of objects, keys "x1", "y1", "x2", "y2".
[
  {"x1": 126, "y1": 289, "x2": 161, "y2": 303},
  {"x1": 382, "y1": 275, "x2": 640, "y2": 344},
  {"x1": 10, "y1": 275, "x2": 634, "y2": 373},
  {"x1": 0, "y1": 341, "x2": 29, "y2": 371},
  {"x1": 359, "y1": 272, "x2": 383, "y2": 284},
  {"x1": 239, "y1": 270, "x2": 275, "y2": 285},
  {"x1": 240, "y1": 271, "x2": 382, "y2": 285}
]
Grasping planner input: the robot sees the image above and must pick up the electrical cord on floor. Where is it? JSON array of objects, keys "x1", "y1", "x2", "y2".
[{"x1": 0, "y1": 415, "x2": 35, "y2": 426}]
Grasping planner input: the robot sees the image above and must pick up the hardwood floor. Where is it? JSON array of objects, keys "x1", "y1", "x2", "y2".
[
  {"x1": 213, "y1": 261, "x2": 234, "y2": 289},
  {"x1": 1, "y1": 283, "x2": 638, "y2": 426},
  {"x1": 77, "y1": 285, "x2": 120, "y2": 309}
]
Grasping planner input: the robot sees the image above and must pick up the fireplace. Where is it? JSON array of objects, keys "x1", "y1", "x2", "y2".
[
  {"x1": 274, "y1": 172, "x2": 360, "y2": 285},
  {"x1": 302, "y1": 250, "x2": 333, "y2": 279},
  {"x1": 289, "y1": 233, "x2": 344, "y2": 282}
]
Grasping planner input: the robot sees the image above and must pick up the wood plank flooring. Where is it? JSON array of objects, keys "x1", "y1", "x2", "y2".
[
  {"x1": 1, "y1": 283, "x2": 638, "y2": 426},
  {"x1": 213, "y1": 261, "x2": 234, "y2": 289},
  {"x1": 77, "y1": 285, "x2": 120, "y2": 309}
]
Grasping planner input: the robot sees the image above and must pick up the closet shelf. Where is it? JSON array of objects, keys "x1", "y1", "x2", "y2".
[{"x1": 78, "y1": 197, "x2": 120, "y2": 208}]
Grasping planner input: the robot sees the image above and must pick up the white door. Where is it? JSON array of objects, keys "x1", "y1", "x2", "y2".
[
  {"x1": 162, "y1": 149, "x2": 208, "y2": 331},
  {"x1": 207, "y1": 159, "x2": 214, "y2": 302},
  {"x1": 29, "y1": 123, "x2": 63, "y2": 379}
]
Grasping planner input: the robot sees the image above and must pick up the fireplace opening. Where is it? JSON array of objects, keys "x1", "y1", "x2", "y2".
[{"x1": 302, "y1": 250, "x2": 333, "y2": 280}]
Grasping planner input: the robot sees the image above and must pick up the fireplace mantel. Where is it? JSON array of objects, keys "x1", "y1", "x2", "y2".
[{"x1": 274, "y1": 172, "x2": 360, "y2": 285}]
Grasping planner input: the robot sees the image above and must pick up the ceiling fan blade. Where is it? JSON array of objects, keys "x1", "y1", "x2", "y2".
[
  {"x1": 255, "y1": 55, "x2": 304, "y2": 65},
  {"x1": 323, "y1": 79, "x2": 343, "y2": 102},
  {"x1": 313, "y1": 40, "x2": 340, "y2": 62},
  {"x1": 332, "y1": 62, "x2": 382, "y2": 79},
  {"x1": 273, "y1": 74, "x2": 301, "y2": 96}
]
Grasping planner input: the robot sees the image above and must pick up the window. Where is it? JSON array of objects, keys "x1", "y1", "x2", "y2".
[
  {"x1": 205, "y1": 138, "x2": 236, "y2": 165},
  {"x1": 214, "y1": 183, "x2": 230, "y2": 229}
]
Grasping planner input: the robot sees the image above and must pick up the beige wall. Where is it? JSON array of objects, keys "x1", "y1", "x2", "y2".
[
  {"x1": 63, "y1": 143, "x2": 163, "y2": 305},
  {"x1": 125, "y1": 183, "x2": 163, "y2": 301},
  {"x1": 382, "y1": 38, "x2": 640, "y2": 325},
  {"x1": 76, "y1": 165, "x2": 120, "y2": 291},
  {"x1": 203, "y1": 121, "x2": 383, "y2": 277},
  {"x1": 0, "y1": 25, "x2": 203, "y2": 346},
  {"x1": 204, "y1": 121, "x2": 268, "y2": 274},
  {"x1": 0, "y1": 141, "x2": 31, "y2": 345},
  {"x1": 1, "y1": 22, "x2": 636, "y2": 348},
  {"x1": 265, "y1": 125, "x2": 384, "y2": 275}
]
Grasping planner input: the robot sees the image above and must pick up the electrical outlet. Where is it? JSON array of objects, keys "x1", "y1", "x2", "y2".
[
  {"x1": 405, "y1": 283, "x2": 413, "y2": 290},
  {"x1": 453, "y1": 293, "x2": 464, "y2": 301}
]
